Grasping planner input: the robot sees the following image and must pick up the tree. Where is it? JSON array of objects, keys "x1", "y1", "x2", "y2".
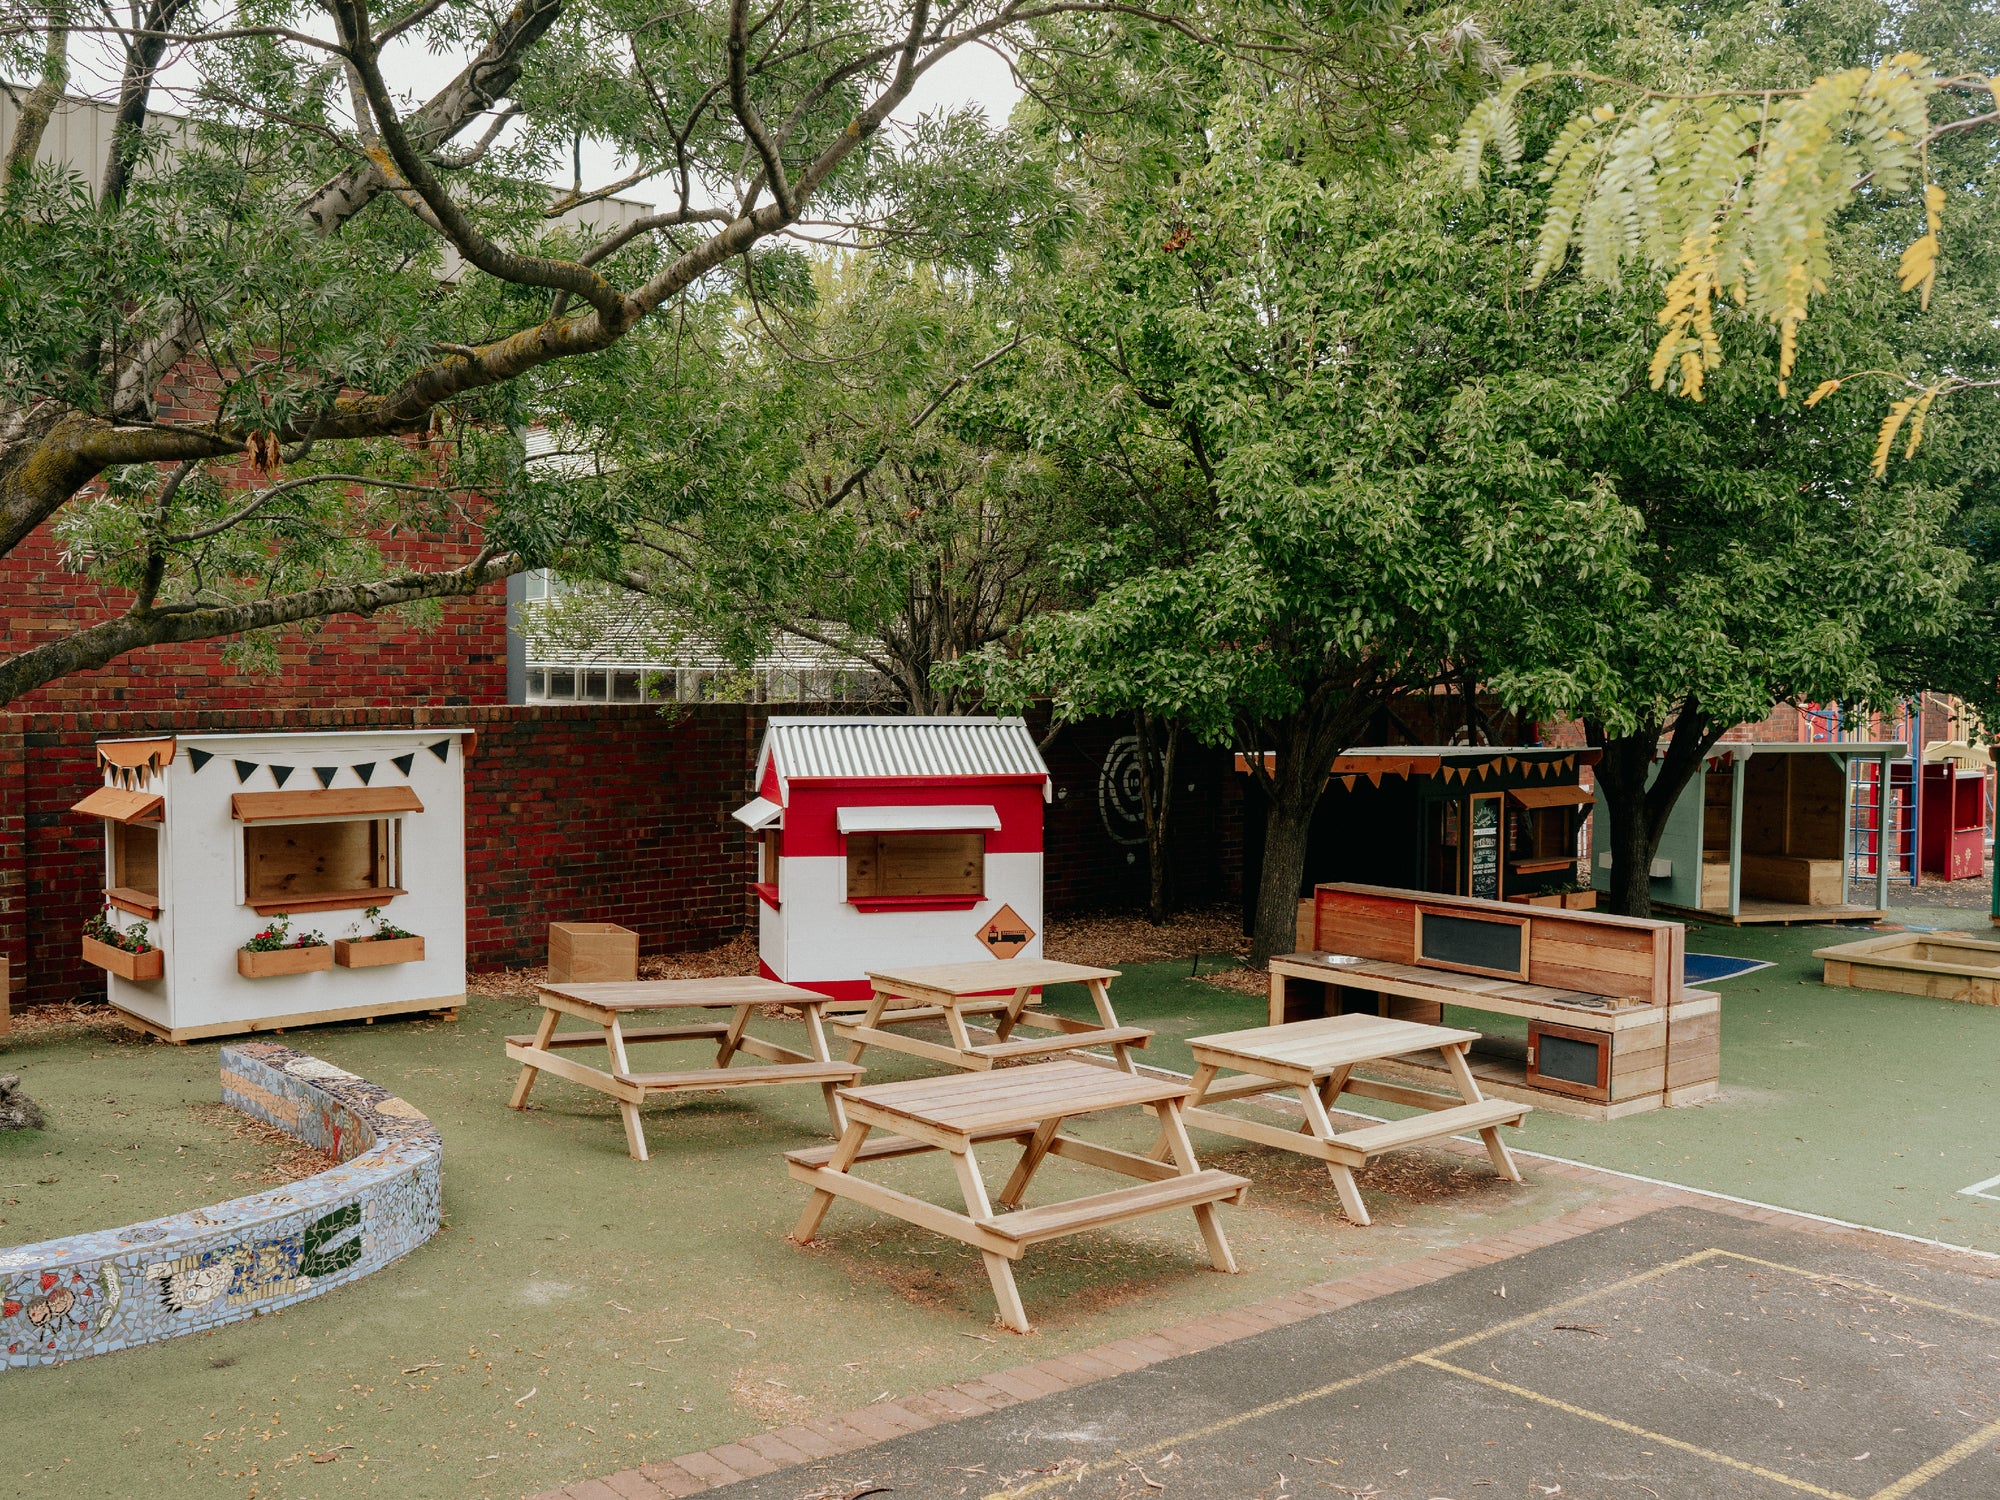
[
  {"x1": 1468, "y1": 0, "x2": 2000, "y2": 917},
  {"x1": 0, "y1": 0, "x2": 1181, "y2": 705},
  {"x1": 959, "y1": 74, "x2": 1645, "y2": 962},
  {"x1": 584, "y1": 261, "x2": 1082, "y2": 712},
  {"x1": 1456, "y1": 0, "x2": 2000, "y2": 460}
]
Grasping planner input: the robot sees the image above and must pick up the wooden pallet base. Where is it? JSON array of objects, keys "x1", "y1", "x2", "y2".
[{"x1": 110, "y1": 993, "x2": 464, "y2": 1044}]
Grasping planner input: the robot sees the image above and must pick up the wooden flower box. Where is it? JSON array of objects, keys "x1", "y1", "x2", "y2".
[
  {"x1": 1561, "y1": 890, "x2": 1598, "y2": 911},
  {"x1": 238, "y1": 945, "x2": 334, "y2": 979},
  {"x1": 548, "y1": 922, "x2": 638, "y2": 983},
  {"x1": 83, "y1": 935, "x2": 164, "y2": 983},
  {"x1": 334, "y1": 935, "x2": 425, "y2": 968}
]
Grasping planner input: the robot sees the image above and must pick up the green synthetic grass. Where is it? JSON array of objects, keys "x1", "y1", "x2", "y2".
[{"x1": 0, "y1": 969, "x2": 1612, "y2": 1500}]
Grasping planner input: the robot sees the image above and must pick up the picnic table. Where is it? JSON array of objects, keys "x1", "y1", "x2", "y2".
[
  {"x1": 787, "y1": 1059, "x2": 1248, "y2": 1332},
  {"x1": 832, "y1": 958, "x2": 1151, "y2": 1073},
  {"x1": 1176, "y1": 1014, "x2": 1529, "y2": 1225},
  {"x1": 506, "y1": 977, "x2": 862, "y2": 1161}
]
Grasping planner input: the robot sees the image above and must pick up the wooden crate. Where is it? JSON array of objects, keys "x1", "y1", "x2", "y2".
[
  {"x1": 548, "y1": 922, "x2": 639, "y2": 983},
  {"x1": 238, "y1": 945, "x2": 334, "y2": 979}
]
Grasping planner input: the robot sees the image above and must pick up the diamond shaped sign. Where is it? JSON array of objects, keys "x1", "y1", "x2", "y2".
[{"x1": 977, "y1": 904, "x2": 1035, "y2": 960}]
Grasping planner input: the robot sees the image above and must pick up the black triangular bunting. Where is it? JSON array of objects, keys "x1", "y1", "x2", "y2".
[
  {"x1": 270, "y1": 764, "x2": 294, "y2": 788},
  {"x1": 188, "y1": 748, "x2": 212, "y2": 773},
  {"x1": 353, "y1": 762, "x2": 375, "y2": 784},
  {"x1": 427, "y1": 739, "x2": 452, "y2": 762},
  {"x1": 234, "y1": 760, "x2": 258, "y2": 783},
  {"x1": 391, "y1": 754, "x2": 415, "y2": 776},
  {"x1": 314, "y1": 766, "x2": 338, "y2": 787}
]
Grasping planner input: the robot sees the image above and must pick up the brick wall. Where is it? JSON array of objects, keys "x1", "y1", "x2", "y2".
[
  {"x1": 1, "y1": 704, "x2": 1242, "y2": 1007},
  {"x1": 0, "y1": 515, "x2": 509, "y2": 713}
]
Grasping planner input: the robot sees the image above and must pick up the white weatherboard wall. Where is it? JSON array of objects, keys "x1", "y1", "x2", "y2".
[
  {"x1": 761, "y1": 854, "x2": 1043, "y2": 986},
  {"x1": 97, "y1": 731, "x2": 468, "y2": 1037}
]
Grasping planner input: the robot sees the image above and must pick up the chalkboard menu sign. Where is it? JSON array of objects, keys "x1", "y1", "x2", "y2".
[
  {"x1": 1468, "y1": 793, "x2": 1502, "y2": 901},
  {"x1": 1419, "y1": 910, "x2": 1527, "y2": 976}
]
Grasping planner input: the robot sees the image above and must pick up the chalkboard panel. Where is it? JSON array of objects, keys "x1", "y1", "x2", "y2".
[
  {"x1": 1419, "y1": 911, "x2": 1526, "y2": 976},
  {"x1": 1536, "y1": 1032, "x2": 1603, "y2": 1087},
  {"x1": 1527, "y1": 1021, "x2": 1611, "y2": 1101}
]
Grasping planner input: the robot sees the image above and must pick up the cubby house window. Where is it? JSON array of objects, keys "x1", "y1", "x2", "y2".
[
  {"x1": 845, "y1": 834, "x2": 986, "y2": 907},
  {"x1": 232, "y1": 785, "x2": 422, "y2": 914},
  {"x1": 109, "y1": 822, "x2": 161, "y2": 915},
  {"x1": 244, "y1": 818, "x2": 402, "y2": 914}
]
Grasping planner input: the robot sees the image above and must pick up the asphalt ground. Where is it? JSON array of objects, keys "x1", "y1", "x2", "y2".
[{"x1": 697, "y1": 1206, "x2": 2000, "y2": 1500}]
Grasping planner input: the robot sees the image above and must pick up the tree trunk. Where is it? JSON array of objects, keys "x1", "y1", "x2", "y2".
[
  {"x1": 1133, "y1": 709, "x2": 1179, "y2": 925},
  {"x1": 1589, "y1": 701, "x2": 1725, "y2": 919},
  {"x1": 1251, "y1": 766, "x2": 1315, "y2": 965}
]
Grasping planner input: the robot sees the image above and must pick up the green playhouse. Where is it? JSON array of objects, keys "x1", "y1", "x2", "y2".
[{"x1": 1591, "y1": 741, "x2": 1905, "y2": 923}]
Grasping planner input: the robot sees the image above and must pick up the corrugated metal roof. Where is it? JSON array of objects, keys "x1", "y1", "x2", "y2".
[{"x1": 762, "y1": 717, "x2": 1050, "y2": 797}]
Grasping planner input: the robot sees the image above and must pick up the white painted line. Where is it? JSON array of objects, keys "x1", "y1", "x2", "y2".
[{"x1": 1958, "y1": 1170, "x2": 2000, "y2": 1203}]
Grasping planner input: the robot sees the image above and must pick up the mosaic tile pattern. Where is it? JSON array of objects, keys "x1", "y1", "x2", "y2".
[{"x1": 0, "y1": 1042, "x2": 441, "y2": 1369}]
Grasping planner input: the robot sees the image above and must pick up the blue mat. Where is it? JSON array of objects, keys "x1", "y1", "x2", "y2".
[{"x1": 1684, "y1": 953, "x2": 1773, "y2": 984}]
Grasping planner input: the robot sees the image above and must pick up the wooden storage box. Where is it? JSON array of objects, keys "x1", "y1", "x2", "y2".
[
  {"x1": 548, "y1": 922, "x2": 638, "y2": 983},
  {"x1": 334, "y1": 935, "x2": 425, "y2": 969},
  {"x1": 238, "y1": 945, "x2": 334, "y2": 979},
  {"x1": 1738, "y1": 853, "x2": 1843, "y2": 906},
  {"x1": 83, "y1": 935, "x2": 165, "y2": 983}
]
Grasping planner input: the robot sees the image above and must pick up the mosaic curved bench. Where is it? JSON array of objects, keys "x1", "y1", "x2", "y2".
[{"x1": 1, "y1": 1041, "x2": 441, "y2": 1369}]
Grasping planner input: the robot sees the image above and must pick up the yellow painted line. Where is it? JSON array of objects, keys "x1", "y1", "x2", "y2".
[
  {"x1": 1414, "y1": 1356, "x2": 1859, "y2": 1500},
  {"x1": 984, "y1": 1245, "x2": 1999, "y2": 1500},
  {"x1": 1711, "y1": 1251, "x2": 2000, "y2": 1331},
  {"x1": 1868, "y1": 1415, "x2": 2000, "y2": 1500},
  {"x1": 984, "y1": 1249, "x2": 1723, "y2": 1500}
]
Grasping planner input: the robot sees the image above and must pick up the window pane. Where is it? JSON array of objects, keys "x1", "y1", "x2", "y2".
[
  {"x1": 547, "y1": 669, "x2": 576, "y2": 699},
  {"x1": 611, "y1": 669, "x2": 642, "y2": 702}
]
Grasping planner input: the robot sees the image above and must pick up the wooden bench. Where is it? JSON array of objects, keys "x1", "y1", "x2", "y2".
[
  {"x1": 614, "y1": 1061, "x2": 860, "y2": 1091},
  {"x1": 1178, "y1": 1014, "x2": 1528, "y2": 1223},
  {"x1": 788, "y1": 1061, "x2": 1246, "y2": 1332},
  {"x1": 1272, "y1": 884, "x2": 1721, "y2": 1120}
]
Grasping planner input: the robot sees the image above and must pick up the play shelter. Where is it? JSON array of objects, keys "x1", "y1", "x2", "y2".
[
  {"x1": 1238, "y1": 747, "x2": 1599, "y2": 937},
  {"x1": 734, "y1": 717, "x2": 1051, "y2": 1000},
  {"x1": 1592, "y1": 740, "x2": 1902, "y2": 923},
  {"x1": 1920, "y1": 743, "x2": 1992, "y2": 882},
  {"x1": 71, "y1": 730, "x2": 470, "y2": 1041}
]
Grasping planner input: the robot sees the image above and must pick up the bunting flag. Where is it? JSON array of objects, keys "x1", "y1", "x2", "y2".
[
  {"x1": 1365, "y1": 770, "x2": 1383, "y2": 788},
  {"x1": 270, "y1": 765, "x2": 294, "y2": 788},
  {"x1": 1339, "y1": 774, "x2": 1357, "y2": 791},
  {"x1": 427, "y1": 740, "x2": 452, "y2": 762},
  {"x1": 188, "y1": 748, "x2": 213, "y2": 774},
  {"x1": 391, "y1": 753, "x2": 415, "y2": 776},
  {"x1": 234, "y1": 760, "x2": 258, "y2": 784},
  {"x1": 314, "y1": 766, "x2": 338, "y2": 787},
  {"x1": 353, "y1": 762, "x2": 375, "y2": 784},
  {"x1": 1503, "y1": 756, "x2": 1518, "y2": 772}
]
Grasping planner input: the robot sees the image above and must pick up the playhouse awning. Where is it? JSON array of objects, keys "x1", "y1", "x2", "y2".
[
  {"x1": 96, "y1": 737, "x2": 176, "y2": 774},
  {"x1": 71, "y1": 786, "x2": 164, "y2": 824},
  {"x1": 1508, "y1": 784, "x2": 1594, "y2": 809},
  {"x1": 732, "y1": 797, "x2": 783, "y2": 830},
  {"x1": 232, "y1": 786, "x2": 424, "y2": 822},
  {"x1": 836, "y1": 804, "x2": 1002, "y2": 835}
]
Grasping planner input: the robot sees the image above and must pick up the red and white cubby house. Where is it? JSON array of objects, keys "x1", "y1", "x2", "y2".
[{"x1": 734, "y1": 717, "x2": 1052, "y2": 999}]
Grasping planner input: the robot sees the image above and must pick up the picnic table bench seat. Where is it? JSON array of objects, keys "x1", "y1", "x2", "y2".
[{"x1": 613, "y1": 1061, "x2": 862, "y2": 1091}]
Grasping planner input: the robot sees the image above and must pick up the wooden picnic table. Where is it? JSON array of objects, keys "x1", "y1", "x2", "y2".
[
  {"x1": 787, "y1": 1059, "x2": 1248, "y2": 1332},
  {"x1": 506, "y1": 977, "x2": 862, "y2": 1161},
  {"x1": 832, "y1": 958, "x2": 1151, "y2": 1073},
  {"x1": 1177, "y1": 1014, "x2": 1529, "y2": 1226}
]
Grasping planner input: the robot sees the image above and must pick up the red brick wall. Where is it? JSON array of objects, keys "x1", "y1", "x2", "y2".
[
  {"x1": 1, "y1": 705, "x2": 1242, "y2": 1008},
  {"x1": 0, "y1": 515, "x2": 509, "y2": 712}
]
